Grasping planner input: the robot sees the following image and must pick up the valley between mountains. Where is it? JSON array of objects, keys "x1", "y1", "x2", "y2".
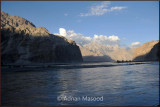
[{"x1": 1, "y1": 11, "x2": 159, "y2": 65}]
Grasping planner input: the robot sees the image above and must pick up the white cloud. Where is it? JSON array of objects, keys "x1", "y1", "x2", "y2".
[
  {"x1": 80, "y1": 1, "x2": 127, "y2": 16},
  {"x1": 110, "y1": 6, "x2": 127, "y2": 11},
  {"x1": 56, "y1": 28, "x2": 142, "y2": 50},
  {"x1": 80, "y1": 1, "x2": 110, "y2": 16},
  {"x1": 56, "y1": 28, "x2": 120, "y2": 46},
  {"x1": 108, "y1": 35, "x2": 120, "y2": 41},
  {"x1": 93, "y1": 34, "x2": 120, "y2": 44},
  {"x1": 131, "y1": 42, "x2": 140, "y2": 47},
  {"x1": 64, "y1": 30, "x2": 92, "y2": 45},
  {"x1": 59, "y1": 28, "x2": 67, "y2": 36}
]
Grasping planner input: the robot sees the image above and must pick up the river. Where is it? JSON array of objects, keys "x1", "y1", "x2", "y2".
[{"x1": 1, "y1": 62, "x2": 159, "y2": 106}]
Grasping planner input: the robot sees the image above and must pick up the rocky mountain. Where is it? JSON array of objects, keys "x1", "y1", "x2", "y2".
[
  {"x1": 133, "y1": 41, "x2": 159, "y2": 61},
  {"x1": 79, "y1": 42, "x2": 134, "y2": 62},
  {"x1": 78, "y1": 44, "x2": 113, "y2": 62},
  {"x1": 107, "y1": 48, "x2": 134, "y2": 61},
  {"x1": 1, "y1": 11, "x2": 83, "y2": 64},
  {"x1": 79, "y1": 40, "x2": 159, "y2": 62},
  {"x1": 2, "y1": 11, "x2": 158, "y2": 64}
]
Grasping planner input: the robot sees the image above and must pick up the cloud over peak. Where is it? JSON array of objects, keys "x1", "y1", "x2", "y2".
[
  {"x1": 80, "y1": 1, "x2": 127, "y2": 17},
  {"x1": 131, "y1": 42, "x2": 140, "y2": 47},
  {"x1": 56, "y1": 28, "x2": 142, "y2": 50},
  {"x1": 93, "y1": 34, "x2": 120, "y2": 44},
  {"x1": 56, "y1": 28, "x2": 120, "y2": 46},
  {"x1": 59, "y1": 28, "x2": 67, "y2": 36}
]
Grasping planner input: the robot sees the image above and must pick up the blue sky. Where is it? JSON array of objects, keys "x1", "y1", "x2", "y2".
[{"x1": 1, "y1": 1, "x2": 159, "y2": 47}]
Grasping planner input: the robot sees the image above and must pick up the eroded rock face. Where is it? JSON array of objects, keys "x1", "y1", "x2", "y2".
[
  {"x1": 78, "y1": 44, "x2": 113, "y2": 62},
  {"x1": 1, "y1": 11, "x2": 83, "y2": 64},
  {"x1": 133, "y1": 41, "x2": 159, "y2": 61},
  {"x1": 78, "y1": 42, "x2": 134, "y2": 62},
  {"x1": 79, "y1": 40, "x2": 159, "y2": 62}
]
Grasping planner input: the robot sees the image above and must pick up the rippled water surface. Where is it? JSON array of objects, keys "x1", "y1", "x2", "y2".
[{"x1": 1, "y1": 62, "x2": 159, "y2": 106}]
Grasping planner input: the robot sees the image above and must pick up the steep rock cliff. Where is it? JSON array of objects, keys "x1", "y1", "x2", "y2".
[{"x1": 1, "y1": 11, "x2": 83, "y2": 64}]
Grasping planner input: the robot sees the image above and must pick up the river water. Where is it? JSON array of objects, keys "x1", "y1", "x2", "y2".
[{"x1": 1, "y1": 62, "x2": 159, "y2": 106}]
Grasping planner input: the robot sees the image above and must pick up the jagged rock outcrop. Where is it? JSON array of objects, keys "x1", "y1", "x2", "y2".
[
  {"x1": 78, "y1": 44, "x2": 113, "y2": 62},
  {"x1": 133, "y1": 41, "x2": 159, "y2": 61},
  {"x1": 79, "y1": 40, "x2": 159, "y2": 62},
  {"x1": 1, "y1": 11, "x2": 83, "y2": 64},
  {"x1": 79, "y1": 42, "x2": 133, "y2": 62}
]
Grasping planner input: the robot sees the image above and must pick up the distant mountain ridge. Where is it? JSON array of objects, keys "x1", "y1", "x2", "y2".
[
  {"x1": 78, "y1": 40, "x2": 159, "y2": 62},
  {"x1": 1, "y1": 11, "x2": 83, "y2": 64},
  {"x1": 78, "y1": 42, "x2": 134, "y2": 61}
]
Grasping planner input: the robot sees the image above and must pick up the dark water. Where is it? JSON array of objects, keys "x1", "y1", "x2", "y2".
[{"x1": 1, "y1": 62, "x2": 159, "y2": 106}]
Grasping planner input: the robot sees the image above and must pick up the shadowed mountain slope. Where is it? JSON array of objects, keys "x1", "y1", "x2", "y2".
[{"x1": 1, "y1": 11, "x2": 83, "y2": 64}]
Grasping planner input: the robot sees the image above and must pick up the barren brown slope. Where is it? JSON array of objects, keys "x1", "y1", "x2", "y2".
[
  {"x1": 133, "y1": 40, "x2": 159, "y2": 61},
  {"x1": 79, "y1": 42, "x2": 133, "y2": 61}
]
